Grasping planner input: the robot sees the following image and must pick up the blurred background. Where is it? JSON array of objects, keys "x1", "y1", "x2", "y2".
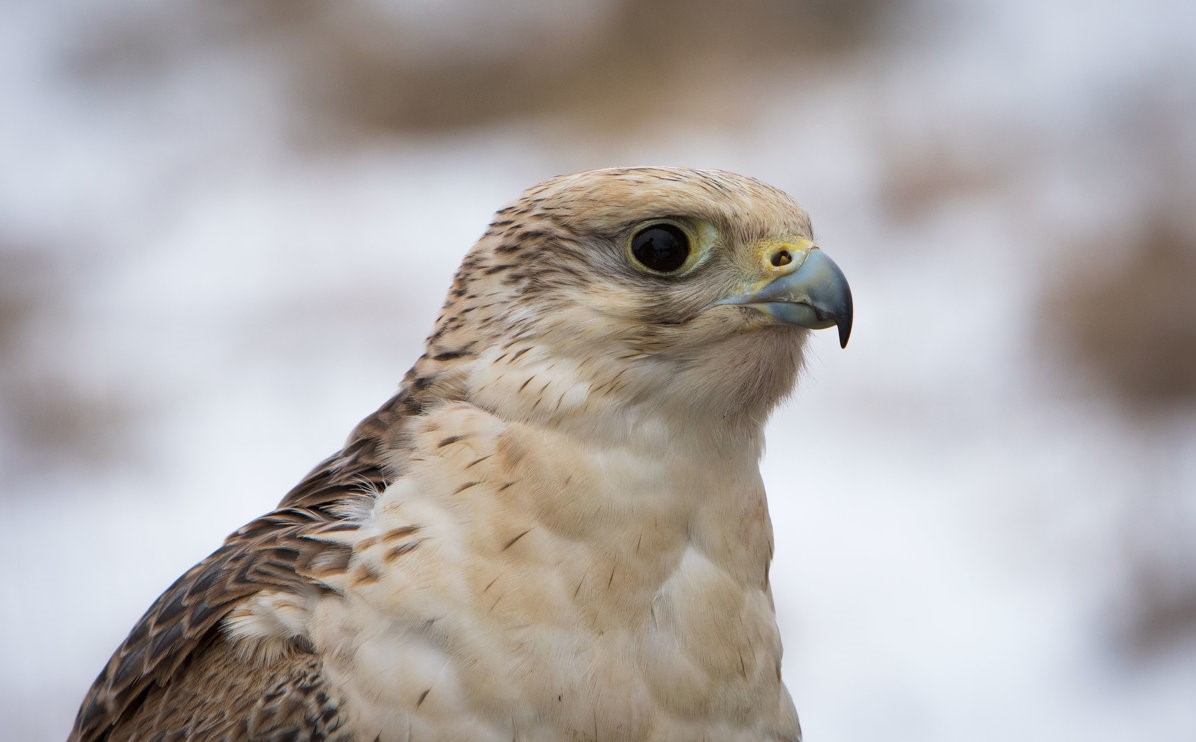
[{"x1": 2, "y1": 0, "x2": 1194, "y2": 739}]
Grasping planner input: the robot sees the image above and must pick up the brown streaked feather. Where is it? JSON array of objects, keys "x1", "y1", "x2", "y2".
[
  {"x1": 69, "y1": 390, "x2": 413, "y2": 741},
  {"x1": 101, "y1": 631, "x2": 351, "y2": 742}
]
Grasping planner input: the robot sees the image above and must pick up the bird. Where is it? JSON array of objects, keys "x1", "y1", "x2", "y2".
[{"x1": 70, "y1": 167, "x2": 852, "y2": 742}]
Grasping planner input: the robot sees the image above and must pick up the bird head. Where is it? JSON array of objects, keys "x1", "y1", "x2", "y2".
[{"x1": 416, "y1": 167, "x2": 851, "y2": 435}]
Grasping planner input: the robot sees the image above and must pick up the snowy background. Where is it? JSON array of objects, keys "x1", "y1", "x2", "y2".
[{"x1": 3, "y1": 1, "x2": 1195, "y2": 739}]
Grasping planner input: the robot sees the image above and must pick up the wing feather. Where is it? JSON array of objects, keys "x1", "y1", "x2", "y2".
[{"x1": 69, "y1": 391, "x2": 411, "y2": 741}]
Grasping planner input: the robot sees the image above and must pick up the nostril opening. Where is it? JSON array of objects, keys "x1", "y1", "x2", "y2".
[{"x1": 771, "y1": 250, "x2": 792, "y2": 267}]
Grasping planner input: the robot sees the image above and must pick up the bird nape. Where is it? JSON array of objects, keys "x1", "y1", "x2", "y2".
[{"x1": 71, "y1": 167, "x2": 852, "y2": 742}]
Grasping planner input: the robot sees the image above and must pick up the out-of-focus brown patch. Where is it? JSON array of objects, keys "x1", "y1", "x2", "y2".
[
  {"x1": 1052, "y1": 215, "x2": 1196, "y2": 412},
  {"x1": 878, "y1": 136, "x2": 1016, "y2": 224},
  {"x1": 302, "y1": 0, "x2": 892, "y2": 136},
  {"x1": 60, "y1": 0, "x2": 897, "y2": 141},
  {"x1": 0, "y1": 243, "x2": 138, "y2": 490},
  {"x1": 0, "y1": 250, "x2": 42, "y2": 355},
  {"x1": 1118, "y1": 529, "x2": 1196, "y2": 659}
]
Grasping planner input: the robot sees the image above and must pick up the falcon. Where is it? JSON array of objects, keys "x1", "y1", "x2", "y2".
[{"x1": 71, "y1": 167, "x2": 853, "y2": 741}]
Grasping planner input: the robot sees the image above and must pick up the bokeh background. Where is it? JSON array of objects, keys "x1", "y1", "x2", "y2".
[{"x1": 3, "y1": 0, "x2": 1195, "y2": 739}]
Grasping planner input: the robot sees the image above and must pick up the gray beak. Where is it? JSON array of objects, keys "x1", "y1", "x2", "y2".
[{"x1": 715, "y1": 248, "x2": 854, "y2": 348}]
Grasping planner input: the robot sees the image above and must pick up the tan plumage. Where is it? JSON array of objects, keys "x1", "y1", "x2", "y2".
[{"x1": 71, "y1": 167, "x2": 852, "y2": 741}]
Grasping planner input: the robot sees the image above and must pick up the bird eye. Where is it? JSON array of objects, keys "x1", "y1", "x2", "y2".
[{"x1": 630, "y1": 224, "x2": 690, "y2": 274}]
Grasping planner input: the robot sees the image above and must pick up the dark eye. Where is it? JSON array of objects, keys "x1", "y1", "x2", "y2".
[{"x1": 630, "y1": 224, "x2": 690, "y2": 273}]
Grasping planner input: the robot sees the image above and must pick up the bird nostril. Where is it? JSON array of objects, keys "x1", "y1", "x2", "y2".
[{"x1": 771, "y1": 250, "x2": 792, "y2": 268}]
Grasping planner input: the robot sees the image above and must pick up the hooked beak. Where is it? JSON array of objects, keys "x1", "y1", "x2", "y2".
[{"x1": 714, "y1": 246, "x2": 853, "y2": 348}]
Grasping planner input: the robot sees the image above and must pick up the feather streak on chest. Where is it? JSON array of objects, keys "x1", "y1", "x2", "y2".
[{"x1": 308, "y1": 403, "x2": 795, "y2": 740}]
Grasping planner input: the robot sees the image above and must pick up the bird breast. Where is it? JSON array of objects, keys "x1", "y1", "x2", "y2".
[{"x1": 270, "y1": 400, "x2": 798, "y2": 740}]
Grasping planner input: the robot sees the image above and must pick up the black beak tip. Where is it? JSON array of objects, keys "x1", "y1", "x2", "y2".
[{"x1": 837, "y1": 289, "x2": 856, "y2": 347}]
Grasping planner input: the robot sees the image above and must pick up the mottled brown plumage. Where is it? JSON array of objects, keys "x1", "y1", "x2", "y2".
[
  {"x1": 72, "y1": 404, "x2": 395, "y2": 740},
  {"x1": 74, "y1": 348, "x2": 478, "y2": 738}
]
